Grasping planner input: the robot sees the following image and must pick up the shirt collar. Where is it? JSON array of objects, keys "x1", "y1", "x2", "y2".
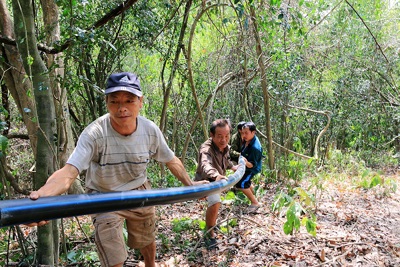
[{"x1": 209, "y1": 138, "x2": 229, "y2": 154}]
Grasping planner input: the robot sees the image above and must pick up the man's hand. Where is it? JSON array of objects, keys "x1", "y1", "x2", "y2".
[
  {"x1": 192, "y1": 180, "x2": 210, "y2": 185},
  {"x1": 29, "y1": 190, "x2": 40, "y2": 200},
  {"x1": 215, "y1": 175, "x2": 228, "y2": 181},
  {"x1": 24, "y1": 191, "x2": 49, "y2": 227}
]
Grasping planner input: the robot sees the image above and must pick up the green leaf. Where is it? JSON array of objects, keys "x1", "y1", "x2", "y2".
[
  {"x1": 198, "y1": 220, "x2": 206, "y2": 230},
  {"x1": 361, "y1": 169, "x2": 370, "y2": 178},
  {"x1": 220, "y1": 226, "x2": 228, "y2": 233},
  {"x1": 224, "y1": 191, "x2": 236, "y2": 200},
  {"x1": 27, "y1": 55, "x2": 34, "y2": 66},
  {"x1": 229, "y1": 218, "x2": 238, "y2": 227},
  {"x1": 305, "y1": 218, "x2": 317, "y2": 237},
  {"x1": 293, "y1": 216, "x2": 301, "y2": 231},
  {"x1": 62, "y1": 8, "x2": 70, "y2": 16},
  {"x1": 271, "y1": 192, "x2": 290, "y2": 211},
  {"x1": 294, "y1": 187, "x2": 314, "y2": 207},
  {"x1": 288, "y1": 201, "x2": 303, "y2": 217},
  {"x1": 283, "y1": 221, "x2": 293, "y2": 234},
  {"x1": 270, "y1": 0, "x2": 281, "y2": 6},
  {"x1": 67, "y1": 251, "x2": 77, "y2": 262},
  {"x1": 0, "y1": 135, "x2": 8, "y2": 154},
  {"x1": 369, "y1": 175, "x2": 382, "y2": 188},
  {"x1": 286, "y1": 208, "x2": 295, "y2": 222}
]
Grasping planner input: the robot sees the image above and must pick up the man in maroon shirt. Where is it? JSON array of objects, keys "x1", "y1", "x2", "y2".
[{"x1": 195, "y1": 119, "x2": 239, "y2": 250}]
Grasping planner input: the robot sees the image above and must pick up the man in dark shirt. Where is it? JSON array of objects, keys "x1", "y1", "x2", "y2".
[{"x1": 235, "y1": 122, "x2": 263, "y2": 213}]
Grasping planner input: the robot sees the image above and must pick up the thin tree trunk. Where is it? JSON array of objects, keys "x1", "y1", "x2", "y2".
[
  {"x1": 185, "y1": 3, "x2": 222, "y2": 140},
  {"x1": 0, "y1": 0, "x2": 38, "y2": 152},
  {"x1": 13, "y1": 0, "x2": 57, "y2": 264},
  {"x1": 250, "y1": 5, "x2": 275, "y2": 170},
  {"x1": 159, "y1": 0, "x2": 193, "y2": 134},
  {"x1": 41, "y1": 0, "x2": 83, "y2": 196}
]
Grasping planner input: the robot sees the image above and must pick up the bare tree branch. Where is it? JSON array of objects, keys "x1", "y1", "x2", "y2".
[{"x1": 0, "y1": 155, "x2": 30, "y2": 195}]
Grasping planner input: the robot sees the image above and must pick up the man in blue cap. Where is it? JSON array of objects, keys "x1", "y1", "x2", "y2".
[{"x1": 28, "y1": 72, "x2": 208, "y2": 267}]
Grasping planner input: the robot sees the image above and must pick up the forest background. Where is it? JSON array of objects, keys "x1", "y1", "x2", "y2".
[{"x1": 0, "y1": 0, "x2": 399, "y2": 266}]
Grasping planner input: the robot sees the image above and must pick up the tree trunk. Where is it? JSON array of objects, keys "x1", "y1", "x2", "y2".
[
  {"x1": 0, "y1": 0, "x2": 38, "y2": 152},
  {"x1": 40, "y1": 0, "x2": 83, "y2": 196},
  {"x1": 250, "y1": 5, "x2": 275, "y2": 170},
  {"x1": 185, "y1": 2, "x2": 215, "y2": 140},
  {"x1": 159, "y1": 0, "x2": 194, "y2": 134},
  {"x1": 13, "y1": 0, "x2": 57, "y2": 264}
]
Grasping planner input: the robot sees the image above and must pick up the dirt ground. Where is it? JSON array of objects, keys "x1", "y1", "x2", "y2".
[
  {"x1": 125, "y1": 171, "x2": 400, "y2": 267},
  {"x1": 3, "y1": 171, "x2": 399, "y2": 267}
]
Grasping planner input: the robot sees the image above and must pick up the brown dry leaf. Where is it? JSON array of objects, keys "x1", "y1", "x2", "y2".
[
  {"x1": 283, "y1": 253, "x2": 297, "y2": 259},
  {"x1": 319, "y1": 248, "x2": 326, "y2": 261}
]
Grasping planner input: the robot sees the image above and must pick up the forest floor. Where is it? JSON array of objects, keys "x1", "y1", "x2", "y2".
[
  {"x1": 130, "y1": 169, "x2": 400, "y2": 267},
  {"x1": 3, "y1": 168, "x2": 400, "y2": 267}
]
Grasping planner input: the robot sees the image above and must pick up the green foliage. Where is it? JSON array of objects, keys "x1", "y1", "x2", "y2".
[
  {"x1": 0, "y1": 106, "x2": 9, "y2": 157},
  {"x1": 302, "y1": 216, "x2": 317, "y2": 237},
  {"x1": 222, "y1": 174, "x2": 267, "y2": 207},
  {"x1": 356, "y1": 149, "x2": 399, "y2": 169},
  {"x1": 219, "y1": 218, "x2": 238, "y2": 235},
  {"x1": 172, "y1": 217, "x2": 198, "y2": 233},
  {"x1": 275, "y1": 156, "x2": 313, "y2": 192},
  {"x1": 65, "y1": 247, "x2": 99, "y2": 266},
  {"x1": 43, "y1": 0, "x2": 400, "y2": 178},
  {"x1": 171, "y1": 217, "x2": 204, "y2": 251},
  {"x1": 0, "y1": 135, "x2": 8, "y2": 156},
  {"x1": 221, "y1": 190, "x2": 236, "y2": 204},
  {"x1": 319, "y1": 148, "x2": 398, "y2": 199},
  {"x1": 0, "y1": 227, "x2": 35, "y2": 266},
  {"x1": 0, "y1": 228, "x2": 9, "y2": 266},
  {"x1": 283, "y1": 202, "x2": 301, "y2": 235},
  {"x1": 158, "y1": 233, "x2": 171, "y2": 254},
  {"x1": 263, "y1": 168, "x2": 279, "y2": 185},
  {"x1": 222, "y1": 190, "x2": 247, "y2": 205},
  {"x1": 358, "y1": 170, "x2": 397, "y2": 197},
  {"x1": 324, "y1": 149, "x2": 368, "y2": 176},
  {"x1": 272, "y1": 187, "x2": 317, "y2": 237},
  {"x1": 360, "y1": 171, "x2": 384, "y2": 189},
  {"x1": 253, "y1": 177, "x2": 267, "y2": 202}
]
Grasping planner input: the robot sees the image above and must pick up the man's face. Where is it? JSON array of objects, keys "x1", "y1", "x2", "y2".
[
  {"x1": 106, "y1": 91, "x2": 143, "y2": 135},
  {"x1": 241, "y1": 127, "x2": 256, "y2": 142},
  {"x1": 211, "y1": 125, "x2": 231, "y2": 151}
]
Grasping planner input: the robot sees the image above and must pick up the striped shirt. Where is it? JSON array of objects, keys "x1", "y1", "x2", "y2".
[{"x1": 67, "y1": 114, "x2": 174, "y2": 192}]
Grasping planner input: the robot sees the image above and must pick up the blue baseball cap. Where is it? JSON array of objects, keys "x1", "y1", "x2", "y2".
[{"x1": 105, "y1": 72, "x2": 142, "y2": 97}]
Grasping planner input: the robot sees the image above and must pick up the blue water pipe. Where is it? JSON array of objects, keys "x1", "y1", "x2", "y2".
[{"x1": 0, "y1": 157, "x2": 245, "y2": 227}]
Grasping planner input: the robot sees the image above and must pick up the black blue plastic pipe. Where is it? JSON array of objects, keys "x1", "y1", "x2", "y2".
[{"x1": 0, "y1": 158, "x2": 245, "y2": 227}]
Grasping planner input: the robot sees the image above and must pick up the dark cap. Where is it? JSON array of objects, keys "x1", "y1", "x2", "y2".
[{"x1": 105, "y1": 72, "x2": 142, "y2": 97}]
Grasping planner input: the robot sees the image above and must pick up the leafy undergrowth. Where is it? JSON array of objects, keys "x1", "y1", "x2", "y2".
[
  {"x1": 144, "y1": 173, "x2": 400, "y2": 267},
  {"x1": 2, "y1": 170, "x2": 400, "y2": 266}
]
